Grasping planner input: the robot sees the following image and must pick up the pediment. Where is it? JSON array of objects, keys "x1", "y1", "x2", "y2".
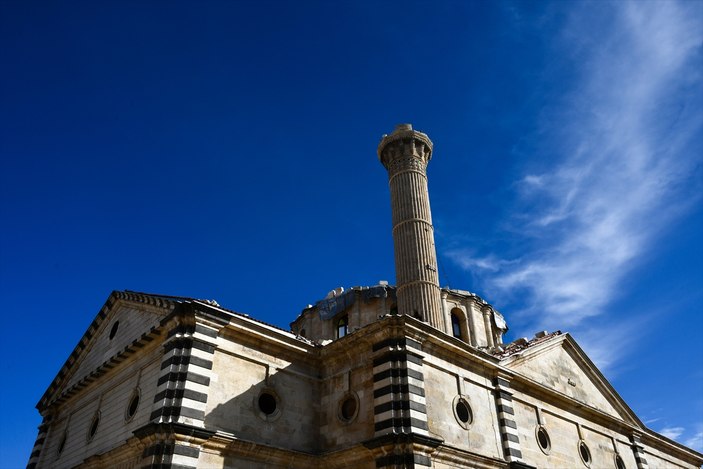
[
  {"x1": 500, "y1": 334, "x2": 642, "y2": 427},
  {"x1": 37, "y1": 291, "x2": 183, "y2": 411}
]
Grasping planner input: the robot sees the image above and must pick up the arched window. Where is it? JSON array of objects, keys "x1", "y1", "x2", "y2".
[
  {"x1": 450, "y1": 308, "x2": 469, "y2": 341},
  {"x1": 451, "y1": 313, "x2": 462, "y2": 339},
  {"x1": 336, "y1": 315, "x2": 348, "y2": 338}
]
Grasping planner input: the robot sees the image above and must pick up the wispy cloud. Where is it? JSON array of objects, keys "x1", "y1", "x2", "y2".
[
  {"x1": 660, "y1": 426, "x2": 685, "y2": 440},
  {"x1": 447, "y1": 0, "x2": 703, "y2": 365},
  {"x1": 656, "y1": 423, "x2": 703, "y2": 451},
  {"x1": 684, "y1": 428, "x2": 703, "y2": 452}
]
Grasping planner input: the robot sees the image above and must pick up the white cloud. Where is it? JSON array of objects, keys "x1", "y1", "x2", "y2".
[
  {"x1": 660, "y1": 426, "x2": 685, "y2": 440},
  {"x1": 445, "y1": 250, "x2": 518, "y2": 274},
  {"x1": 447, "y1": 0, "x2": 703, "y2": 354},
  {"x1": 684, "y1": 430, "x2": 703, "y2": 452}
]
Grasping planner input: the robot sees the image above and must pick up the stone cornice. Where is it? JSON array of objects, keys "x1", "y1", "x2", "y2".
[
  {"x1": 42, "y1": 326, "x2": 162, "y2": 411},
  {"x1": 219, "y1": 311, "x2": 317, "y2": 359},
  {"x1": 377, "y1": 124, "x2": 434, "y2": 170},
  {"x1": 377, "y1": 124, "x2": 433, "y2": 159},
  {"x1": 431, "y1": 442, "x2": 510, "y2": 469},
  {"x1": 133, "y1": 421, "x2": 216, "y2": 441},
  {"x1": 505, "y1": 334, "x2": 643, "y2": 427},
  {"x1": 36, "y1": 291, "x2": 179, "y2": 412},
  {"x1": 387, "y1": 314, "x2": 703, "y2": 464}
]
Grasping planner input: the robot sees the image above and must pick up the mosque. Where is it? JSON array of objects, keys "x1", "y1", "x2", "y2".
[{"x1": 28, "y1": 125, "x2": 703, "y2": 468}]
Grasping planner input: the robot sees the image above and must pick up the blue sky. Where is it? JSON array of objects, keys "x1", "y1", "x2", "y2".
[{"x1": 1, "y1": 1, "x2": 701, "y2": 466}]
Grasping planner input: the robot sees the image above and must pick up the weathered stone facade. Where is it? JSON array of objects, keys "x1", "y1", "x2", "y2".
[{"x1": 29, "y1": 126, "x2": 703, "y2": 469}]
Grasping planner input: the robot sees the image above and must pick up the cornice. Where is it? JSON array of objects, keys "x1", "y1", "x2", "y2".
[
  {"x1": 377, "y1": 126, "x2": 433, "y2": 158},
  {"x1": 36, "y1": 290, "x2": 178, "y2": 412},
  {"x1": 39, "y1": 326, "x2": 162, "y2": 411}
]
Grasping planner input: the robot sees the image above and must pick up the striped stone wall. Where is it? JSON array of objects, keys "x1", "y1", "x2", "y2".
[
  {"x1": 493, "y1": 376, "x2": 524, "y2": 464},
  {"x1": 371, "y1": 336, "x2": 433, "y2": 468},
  {"x1": 142, "y1": 317, "x2": 219, "y2": 468},
  {"x1": 631, "y1": 433, "x2": 649, "y2": 469}
]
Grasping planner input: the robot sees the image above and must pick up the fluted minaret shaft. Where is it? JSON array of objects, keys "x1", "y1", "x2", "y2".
[{"x1": 378, "y1": 124, "x2": 444, "y2": 329}]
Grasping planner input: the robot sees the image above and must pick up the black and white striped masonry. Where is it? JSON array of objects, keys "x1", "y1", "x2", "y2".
[
  {"x1": 631, "y1": 433, "x2": 649, "y2": 469},
  {"x1": 144, "y1": 306, "x2": 219, "y2": 469},
  {"x1": 493, "y1": 376, "x2": 524, "y2": 463},
  {"x1": 134, "y1": 422, "x2": 215, "y2": 469},
  {"x1": 372, "y1": 336, "x2": 431, "y2": 468}
]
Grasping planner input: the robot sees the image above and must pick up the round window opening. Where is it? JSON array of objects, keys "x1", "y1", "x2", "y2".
[
  {"x1": 258, "y1": 392, "x2": 277, "y2": 415},
  {"x1": 452, "y1": 396, "x2": 473, "y2": 429},
  {"x1": 338, "y1": 394, "x2": 359, "y2": 423},
  {"x1": 126, "y1": 390, "x2": 140, "y2": 421},
  {"x1": 87, "y1": 412, "x2": 100, "y2": 441},
  {"x1": 57, "y1": 431, "x2": 67, "y2": 455},
  {"x1": 615, "y1": 454, "x2": 626, "y2": 469},
  {"x1": 456, "y1": 400, "x2": 471, "y2": 423},
  {"x1": 579, "y1": 441, "x2": 592, "y2": 466},
  {"x1": 536, "y1": 426, "x2": 551, "y2": 454},
  {"x1": 254, "y1": 389, "x2": 282, "y2": 421},
  {"x1": 109, "y1": 321, "x2": 119, "y2": 340}
]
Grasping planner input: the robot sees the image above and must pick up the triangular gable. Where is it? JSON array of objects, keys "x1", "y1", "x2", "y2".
[
  {"x1": 36, "y1": 291, "x2": 190, "y2": 411},
  {"x1": 500, "y1": 333, "x2": 642, "y2": 427}
]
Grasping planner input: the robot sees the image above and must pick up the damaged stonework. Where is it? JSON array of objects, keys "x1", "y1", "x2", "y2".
[{"x1": 291, "y1": 284, "x2": 508, "y2": 351}]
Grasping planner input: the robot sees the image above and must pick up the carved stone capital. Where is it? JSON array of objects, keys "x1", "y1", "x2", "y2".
[{"x1": 378, "y1": 123, "x2": 433, "y2": 171}]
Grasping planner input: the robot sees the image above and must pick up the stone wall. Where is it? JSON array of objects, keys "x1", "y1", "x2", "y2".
[{"x1": 38, "y1": 339, "x2": 162, "y2": 468}]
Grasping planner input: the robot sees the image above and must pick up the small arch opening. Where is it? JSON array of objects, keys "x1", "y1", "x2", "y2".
[
  {"x1": 338, "y1": 393, "x2": 359, "y2": 423},
  {"x1": 450, "y1": 308, "x2": 468, "y2": 341},
  {"x1": 451, "y1": 312, "x2": 462, "y2": 338},
  {"x1": 109, "y1": 321, "x2": 119, "y2": 340},
  {"x1": 336, "y1": 315, "x2": 348, "y2": 338},
  {"x1": 579, "y1": 441, "x2": 592, "y2": 466},
  {"x1": 57, "y1": 431, "x2": 67, "y2": 455},
  {"x1": 536, "y1": 426, "x2": 551, "y2": 454},
  {"x1": 87, "y1": 412, "x2": 100, "y2": 441},
  {"x1": 258, "y1": 392, "x2": 277, "y2": 415},
  {"x1": 456, "y1": 400, "x2": 471, "y2": 423},
  {"x1": 126, "y1": 389, "x2": 140, "y2": 421},
  {"x1": 452, "y1": 395, "x2": 473, "y2": 429},
  {"x1": 254, "y1": 388, "x2": 282, "y2": 421},
  {"x1": 615, "y1": 455, "x2": 626, "y2": 469}
]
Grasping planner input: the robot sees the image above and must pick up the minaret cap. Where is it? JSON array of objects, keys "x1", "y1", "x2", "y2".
[{"x1": 377, "y1": 123, "x2": 433, "y2": 164}]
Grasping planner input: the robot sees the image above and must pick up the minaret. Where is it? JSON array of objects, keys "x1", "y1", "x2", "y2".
[{"x1": 378, "y1": 124, "x2": 444, "y2": 329}]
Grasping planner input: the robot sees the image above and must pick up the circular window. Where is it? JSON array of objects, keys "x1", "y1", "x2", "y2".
[
  {"x1": 579, "y1": 440, "x2": 592, "y2": 466},
  {"x1": 615, "y1": 454, "x2": 626, "y2": 469},
  {"x1": 57, "y1": 431, "x2": 67, "y2": 455},
  {"x1": 452, "y1": 395, "x2": 473, "y2": 429},
  {"x1": 338, "y1": 393, "x2": 359, "y2": 423},
  {"x1": 536, "y1": 426, "x2": 551, "y2": 454},
  {"x1": 109, "y1": 321, "x2": 119, "y2": 340},
  {"x1": 125, "y1": 389, "x2": 140, "y2": 421},
  {"x1": 87, "y1": 411, "x2": 100, "y2": 441},
  {"x1": 254, "y1": 389, "x2": 282, "y2": 421},
  {"x1": 259, "y1": 393, "x2": 276, "y2": 415}
]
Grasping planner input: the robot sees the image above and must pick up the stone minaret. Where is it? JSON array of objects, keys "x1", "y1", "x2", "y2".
[{"x1": 378, "y1": 124, "x2": 444, "y2": 329}]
